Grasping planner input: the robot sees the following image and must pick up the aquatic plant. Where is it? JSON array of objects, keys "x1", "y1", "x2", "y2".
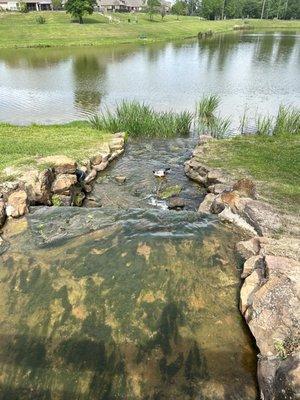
[
  {"x1": 210, "y1": 116, "x2": 231, "y2": 139},
  {"x1": 197, "y1": 95, "x2": 220, "y2": 126},
  {"x1": 255, "y1": 115, "x2": 273, "y2": 136},
  {"x1": 273, "y1": 105, "x2": 300, "y2": 136},
  {"x1": 89, "y1": 101, "x2": 193, "y2": 138}
]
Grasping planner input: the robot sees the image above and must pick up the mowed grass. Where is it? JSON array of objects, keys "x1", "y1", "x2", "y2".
[
  {"x1": 0, "y1": 122, "x2": 110, "y2": 175},
  {"x1": 0, "y1": 12, "x2": 299, "y2": 48},
  {"x1": 202, "y1": 134, "x2": 300, "y2": 212}
]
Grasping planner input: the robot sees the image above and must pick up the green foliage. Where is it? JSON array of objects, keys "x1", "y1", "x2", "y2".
[
  {"x1": 147, "y1": 0, "x2": 161, "y2": 20},
  {"x1": 89, "y1": 101, "x2": 193, "y2": 138},
  {"x1": 18, "y1": 1, "x2": 28, "y2": 13},
  {"x1": 65, "y1": 0, "x2": 96, "y2": 24},
  {"x1": 273, "y1": 105, "x2": 300, "y2": 136},
  {"x1": 255, "y1": 115, "x2": 273, "y2": 135},
  {"x1": 51, "y1": 194, "x2": 63, "y2": 206},
  {"x1": 197, "y1": 95, "x2": 220, "y2": 125},
  {"x1": 171, "y1": 0, "x2": 188, "y2": 17},
  {"x1": 52, "y1": 0, "x2": 63, "y2": 10},
  {"x1": 35, "y1": 15, "x2": 46, "y2": 24},
  {"x1": 274, "y1": 339, "x2": 287, "y2": 360}
]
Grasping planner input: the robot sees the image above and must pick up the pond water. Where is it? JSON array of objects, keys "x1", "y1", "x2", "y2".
[{"x1": 0, "y1": 31, "x2": 299, "y2": 125}]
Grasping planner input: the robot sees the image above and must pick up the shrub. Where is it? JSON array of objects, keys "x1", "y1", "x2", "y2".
[
  {"x1": 89, "y1": 101, "x2": 193, "y2": 138},
  {"x1": 18, "y1": 2, "x2": 28, "y2": 13},
  {"x1": 36, "y1": 15, "x2": 46, "y2": 24}
]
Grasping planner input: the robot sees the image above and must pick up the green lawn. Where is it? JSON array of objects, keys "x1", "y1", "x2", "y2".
[
  {"x1": 0, "y1": 122, "x2": 110, "y2": 177},
  {"x1": 202, "y1": 134, "x2": 300, "y2": 213},
  {"x1": 0, "y1": 11, "x2": 299, "y2": 48}
]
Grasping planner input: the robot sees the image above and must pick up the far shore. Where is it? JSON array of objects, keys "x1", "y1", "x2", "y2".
[{"x1": 0, "y1": 12, "x2": 299, "y2": 49}]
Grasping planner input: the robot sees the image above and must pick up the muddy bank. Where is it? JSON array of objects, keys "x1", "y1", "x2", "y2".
[{"x1": 185, "y1": 135, "x2": 300, "y2": 400}]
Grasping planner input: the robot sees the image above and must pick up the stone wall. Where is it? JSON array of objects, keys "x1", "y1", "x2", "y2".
[{"x1": 185, "y1": 134, "x2": 300, "y2": 400}]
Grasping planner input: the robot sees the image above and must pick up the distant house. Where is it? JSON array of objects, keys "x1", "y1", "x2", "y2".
[
  {"x1": 0, "y1": 0, "x2": 52, "y2": 10},
  {"x1": 98, "y1": 0, "x2": 145, "y2": 12}
]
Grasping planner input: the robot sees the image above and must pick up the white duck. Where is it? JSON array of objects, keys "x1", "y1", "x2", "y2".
[{"x1": 153, "y1": 168, "x2": 171, "y2": 178}]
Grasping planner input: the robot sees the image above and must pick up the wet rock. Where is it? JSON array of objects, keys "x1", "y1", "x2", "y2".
[
  {"x1": 0, "y1": 236, "x2": 10, "y2": 255},
  {"x1": 51, "y1": 174, "x2": 77, "y2": 195},
  {"x1": 241, "y1": 255, "x2": 264, "y2": 279},
  {"x1": 167, "y1": 197, "x2": 186, "y2": 210},
  {"x1": 218, "y1": 207, "x2": 257, "y2": 236},
  {"x1": 115, "y1": 176, "x2": 126, "y2": 184},
  {"x1": 51, "y1": 194, "x2": 72, "y2": 206},
  {"x1": 198, "y1": 193, "x2": 215, "y2": 214},
  {"x1": 0, "y1": 199, "x2": 6, "y2": 228},
  {"x1": 39, "y1": 155, "x2": 76, "y2": 174},
  {"x1": 72, "y1": 191, "x2": 85, "y2": 207},
  {"x1": 184, "y1": 159, "x2": 209, "y2": 185},
  {"x1": 236, "y1": 238, "x2": 260, "y2": 260},
  {"x1": 208, "y1": 183, "x2": 231, "y2": 195},
  {"x1": 6, "y1": 190, "x2": 28, "y2": 218},
  {"x1": 239, "y1": 198, "x2": 282, "y2": 237},
  {"x1": 233, "y1": 178, "x2": 256, "y2": 199},
  {"x1": 93, "y1": 161, "x2": 109, "y2": 172},
  {"x1": 22, "y1": 168, "x2": 54, "y2": 205},
  {"x1": 82, "y1": 183, "x2": 93, "y2": 193},
  {"x1": 159, "y1": 185, "x2": 182, "y2": 200}
]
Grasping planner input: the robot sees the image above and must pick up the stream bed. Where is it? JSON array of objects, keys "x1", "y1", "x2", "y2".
[{"x1": 0, "y1": 135, "x2": 258, "y2": 399}]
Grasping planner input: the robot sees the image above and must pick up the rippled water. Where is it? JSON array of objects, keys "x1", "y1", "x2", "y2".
[
  {"x1": 1, "y1": 207, "x2": 257, "y2": 400},
  {"x1": 0, "y1": 31, "x2": 299, "y2": 124}
]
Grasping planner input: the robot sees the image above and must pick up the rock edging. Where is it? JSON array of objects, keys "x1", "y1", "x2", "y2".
[
  {"x1": 185, "y1": 134, "x2": 300, "y2": 400},
  {"x1": 0, "y1": 132, "x2": 125, "y2": 240}
]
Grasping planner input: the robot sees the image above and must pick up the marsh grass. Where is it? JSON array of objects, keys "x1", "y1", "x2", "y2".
[
  {"x1": 255, "y1": 115, "x2": 273, "y2": 136},
  {"x1": 197, "y1": 95, "x2": 220, "y2": 126},
  {"x1": 273, "y1": 105, "x2": 300, "y2": 136},
  {"x1": 89, "y1": 101, "x2": 193, "y2": 137}
]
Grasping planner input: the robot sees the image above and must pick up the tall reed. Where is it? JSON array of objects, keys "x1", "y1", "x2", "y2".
[
  {"x1": 273, "y1": 105, "x2": 300, "y2": 136},
  {"x1": 89, "y1": 101, "x2": 193, "y2": 138}
]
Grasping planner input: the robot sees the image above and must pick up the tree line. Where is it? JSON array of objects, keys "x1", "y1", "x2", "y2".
[{"x1": 171, "y1": 0, "x2": 300, "y2": 20}]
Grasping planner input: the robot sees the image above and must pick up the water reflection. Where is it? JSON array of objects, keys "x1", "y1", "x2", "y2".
[{"x1": 0, "y1": 31, "x2": 299, "y2": 124}]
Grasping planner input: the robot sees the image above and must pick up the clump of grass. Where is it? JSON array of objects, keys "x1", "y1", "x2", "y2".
[
  {"x1": 273, "y1": 105, "x2": 300, "y2": 136},
  {"x1": 36, "y1": 15, "x2": 46, "y2": 24},
  {"x1": 197, "y1": 95, "x2": 220, "y2": 126},
  {"x1": 210, "y1": 116, "x2": 231, "y2": 138},
  {"x1": 255, "y1": 115, "x2": 273, "y2": 136},
  {"x1": 89, "y1": 101, "x2": 193, "y2": 137}
]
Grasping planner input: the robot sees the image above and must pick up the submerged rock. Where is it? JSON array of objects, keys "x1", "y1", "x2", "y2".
[
  {"x1": 115, "y1": 176, "x2": 126, "y2": 184},
  {"x1": 167, "y1": 197, "x2": 186, "y2": 210},
  {"x1": 159, "y1": 185, "x2": 182, "y2": 200}
]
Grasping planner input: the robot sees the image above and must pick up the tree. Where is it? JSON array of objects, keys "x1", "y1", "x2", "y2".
[
  {"x1": 160, "y1": 4, "x2": 166, "y2": 19},
  {"x1": 147, "y1": 0, "x2": 161, "y2": 20},
  {"x1": 65, "y1": 0, "x2": 96, "y2": 24},
  {"x1": 52, "y1": 0, "x2": 63, "y2": 10},
  {"x1": 171, "y1": 0, "x2": 188, "y2": 18}
]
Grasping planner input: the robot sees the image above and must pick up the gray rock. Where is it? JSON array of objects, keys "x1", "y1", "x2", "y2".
[
  {"x1": 51, "y1": 174, "x2": 77, "y2": 195},
  {"x1": 115, "y1": 176, "x2": 126, "y2": 184},
  {"x1": 236, "y1": 238, "x2": 260, "y2": 260},
  {"x1": 218, "y1": 207, "x2": 257, "y2": 236},
  {"x1": 198, "y1": 193, "x2": 215, "y2": 214},
  {"x1": 167, "y1": 197, "x2": 186, "y2": 210}
]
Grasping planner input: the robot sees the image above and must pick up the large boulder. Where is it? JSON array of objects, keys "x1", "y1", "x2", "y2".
[
  {"x1": 51, "y1": 174, "x2": 77, "y2": 195},
  {"x1": 236, "y1": 238, "x2": 260, "y2": 260},
  {"x1": 21, "y1": 168, "x2": 54, "y2": 205},
  {"x1": 218, "y1": 207, "x2": 257, "y2": 236},
  {"x1": 39, "y1": 155, "x2": 76, "y2": 174},
  {"x1": 6, "y1": 190, "x2": 28, "y2": 218},
  {"x1": 198, "y1": 193, "x2": 216, "y2": 214}
]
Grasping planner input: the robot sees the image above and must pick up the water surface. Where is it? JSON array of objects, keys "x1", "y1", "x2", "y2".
[{"x1": 0, "y1": 31, "x2": 299, "y2": 125}]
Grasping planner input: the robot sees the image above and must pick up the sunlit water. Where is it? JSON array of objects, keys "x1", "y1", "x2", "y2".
[{"x1": 0, "y1": 31, "x2": 299, "y2": 125}]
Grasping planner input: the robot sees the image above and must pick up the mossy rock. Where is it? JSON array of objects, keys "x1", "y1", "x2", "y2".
[{"x1": 159, "y1": 185, "x2": 182, "y2": 200}]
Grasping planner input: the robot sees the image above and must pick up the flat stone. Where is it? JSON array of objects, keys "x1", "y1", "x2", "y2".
[
  {"x1": 51, "y1": 174, "x2": 77, "y2": 194},
  {"x1": 198, "y1": 193, "x2": 215, "y2": 214},
  {"x1": 115, "y1": 176, "x2": 126, "y2": 184},
  {"x1": 6, "y1": 190, "x2": 28, "y2": 218},
  {"x1": 39, "y1": 155, "x2": 76, "y2": 174},
  {"x1": 240, "y1": 269, "x2": 261, "y2": 314},
  {"x1": 93, "y1": 161, "x2": 109, "y2": 172},
  {"x1": 218, "y1": 207, "x2": 257, "y2": 236},
  {"x1": 236, "y1": 238, "x2": 260, "y2": 260}
]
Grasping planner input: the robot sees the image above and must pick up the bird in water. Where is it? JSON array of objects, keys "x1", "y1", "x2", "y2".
[{"x1": 153, "y1": 167, "x2": 170, "y2": 178}]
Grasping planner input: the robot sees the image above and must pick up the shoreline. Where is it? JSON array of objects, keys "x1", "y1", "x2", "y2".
[
  {"x1": 185, "y1": 134, "x2": 300, "y2": 399},
  {"x1": 0, "y1": 12, "x2": 299, "y2": 50}
]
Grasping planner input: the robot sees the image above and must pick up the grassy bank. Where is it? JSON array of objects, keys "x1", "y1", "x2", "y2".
[
  {"x1": 0, "y1": 122, "x2": 110, "y2": 176},
  {"x1": 201, "y1": 134, "x2": 300, "y2": 213},
  {"x1": 0, "y1": 12, "x2": 299, "y2": 49}
]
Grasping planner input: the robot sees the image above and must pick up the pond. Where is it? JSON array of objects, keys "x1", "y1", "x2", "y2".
[{"x1": 0, "y1": 31, "x2": 299, "y2": 125}]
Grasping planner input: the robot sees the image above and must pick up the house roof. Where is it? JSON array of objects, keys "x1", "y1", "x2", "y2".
[{"x1": 99, "y1": 0, "x2": 144, "y2": 6}]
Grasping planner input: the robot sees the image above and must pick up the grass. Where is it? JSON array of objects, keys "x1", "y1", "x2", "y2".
[
  {"x1": 0, "y1": 121, "x2": 110, "y2": 176},
  {"x1": 197, "y1": 95, "x2": 231, "y2": 138},
  {"x1": 201, "y1": 134, "x2": 300, "y2": 212},
  {"x1": 89, "y1": 101, "x2": 193, "y2": 137},
  {"x1": 0, "y1": 12, "x2": 299, "y2": 49}
]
